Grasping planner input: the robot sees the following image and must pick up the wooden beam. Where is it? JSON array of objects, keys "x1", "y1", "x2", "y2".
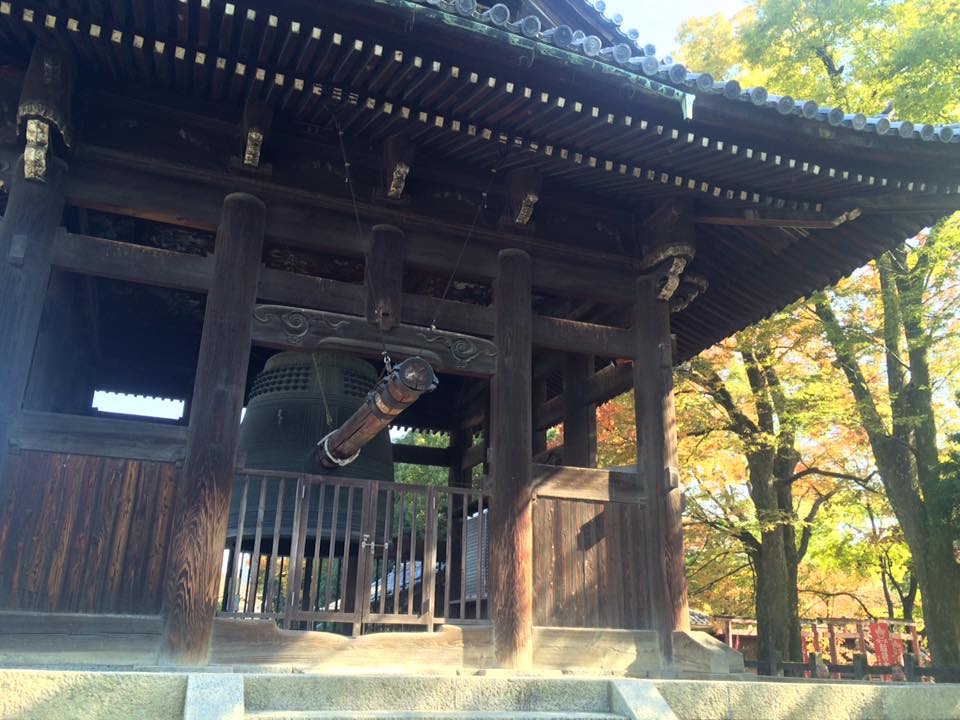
[
  {"x1": 535, "y1": 362, "x2": 633, "y2": 431},
  {"x1": 251, "y1": 305, "x2": 498, "y2": 377},
  {"x1": 461, "y1": 439, "x2": 486, "y2": 471},
  {"x1": 46, "y1": 144, "x2": 641, "y2": 304},
  {"x1": 50, "y1": 232, "x2": 633, "y2": 357},
  {"x1": 633, "y1": 275, "x2": 689, "y2": 665},
  {"x1": 531, "y1": 464, "x2": 645, "y2": 505},
  {"x1": 533, "y1": 316, "x2": 633, "y2": 358},
  {"x1": 694, "y1": 209, "x2": 860, "y2": 229},
  {"x1": 365, "y1": 224, "x2": 404, "y2": 331},
  {"x1": 51, "y1": 231, "x2": 366, "y2": 316},
  {"x1": 489, "y1": 248, "x2": 533, "y2": 670},
  {"x1": 562, "y1": 353, "x2": 597, "y2": 467},
  {"x1": 161, "y1": 192, "x2": 266, "y2": 665},
  {"x1": 391, "y1": 442, "x2": 454, "y2": 467},
  {"x1": 0, "y1": 156, "x2": 67, "y2": 475},
  {"x1": 259, "y1": 266, "x2": 365, "y2": 315},
  {"x1": 51, "y1": 232, "x2": 215, "y2": 292},
  {"x1": 10, "y1": 410, "x2": 187, "y2": 463}
]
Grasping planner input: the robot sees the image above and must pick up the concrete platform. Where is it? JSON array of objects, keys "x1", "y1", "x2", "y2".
[
  {"x1": 0, "y1": 611, "x2": 741, "y2": 678},
  {"x1": 0, "y1": 669, "x2": 958, "y2": 720}
]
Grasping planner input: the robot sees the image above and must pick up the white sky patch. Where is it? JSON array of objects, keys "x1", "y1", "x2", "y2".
[
  {"x1": 608, "y1": 0, "x2": 746, "y2": 55},
  {"x1": 92, "y1": 390, "x2": 185, "y2": 420}
]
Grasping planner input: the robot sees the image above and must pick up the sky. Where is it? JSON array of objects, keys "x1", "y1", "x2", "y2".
[{"x1": 605, "y1": 0, "x2": 746, "y2": 56}]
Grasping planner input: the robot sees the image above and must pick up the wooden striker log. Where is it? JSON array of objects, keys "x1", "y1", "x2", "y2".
[
  {"x1": 489, "y1": 248, "x2": 534, "y2": 669},
  {"x1": 160, "y1": 193, "x2": 266, "y2": 664},
  {"x1": 317, "y1": 356, "x2": 437, "y2": 468}
]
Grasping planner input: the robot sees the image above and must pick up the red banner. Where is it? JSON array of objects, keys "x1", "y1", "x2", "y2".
[{"x1": 868, "y1": 622, "x2": 903, "y2": 666}]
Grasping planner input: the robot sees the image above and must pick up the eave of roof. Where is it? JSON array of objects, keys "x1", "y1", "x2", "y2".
[
  {"x1": 397, "y1": 0, "x2": 958, "y2": 145},
  {"x1": 366, "y1": 0, "x2": 696, "y2": 119},
  {"x1": 2, "y1": 0, "x2": 957, "y2": 366}
]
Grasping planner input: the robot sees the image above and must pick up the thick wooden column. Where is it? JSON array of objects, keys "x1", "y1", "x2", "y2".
[
  {"x1": 0, "y1": 156, "x2": 67, "y2": 474},
  {"x1": 634, "y1": 275, "x2": 690, "y2": 665},
  {"x1": 161, "y1": 193, "x2": 266, "y2": 664},
  {"x1": 562, "y1": 353, "x2": 597, "y2": 467},
  {"x1": 489, "y1": 248, "x2": 533, "y2": 669}
]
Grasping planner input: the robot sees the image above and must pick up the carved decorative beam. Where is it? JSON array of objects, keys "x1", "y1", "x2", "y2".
[{"x1": 251, "y1": 304, "x2": 497, "y2": 376}]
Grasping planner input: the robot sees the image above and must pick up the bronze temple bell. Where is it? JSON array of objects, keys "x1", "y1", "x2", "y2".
[{"x1": 229, "y1": 351, "x2": 437, "y2": 542}]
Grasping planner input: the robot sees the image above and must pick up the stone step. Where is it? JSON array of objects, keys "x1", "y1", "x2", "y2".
[
  {"x1": 247, "y1": 712, "x2": 626, "y2": 720},
  {"x1": 243, "y1": 675, "x2": 614, "y2": 714}
]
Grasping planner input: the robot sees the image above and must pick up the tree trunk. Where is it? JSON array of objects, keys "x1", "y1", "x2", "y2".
[
  {"x1": 816, "y1": 289, "x2": 960, "y2": 668},
  {"x1": 910, "y1": 536, "x2": 960, "y2": 666},
  {"x1": 748, "y1": 451, "x2": 791, "y2": 673},
  {"x1": 777, "y1": 481, "x2": 803, "y2": 661}
]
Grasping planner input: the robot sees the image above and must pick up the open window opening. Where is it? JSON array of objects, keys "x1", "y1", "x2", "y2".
[
  {"x1": 23, "y1": 270, "x2": 205, "y2": 426},
  {"x1": 91, "y1": 390, "x2": 185, "y2": 421}
]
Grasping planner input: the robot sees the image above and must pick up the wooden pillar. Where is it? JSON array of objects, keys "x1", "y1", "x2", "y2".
[
  {"x1": 634, "y1": 274, "x2": 689, "y2": 665},
  {"x1": 562, "y1": 353, "x2": 597, "y2": 467},
  {"x1": 489, "y1": 248, "x2": 533, "y2": 669},
  {"x1": 365, "y1": 224, "x2": 404, "y2": 331},
  {"x1": 0, "y1": 156, "x2": 67, "y2": 474},
  {"x1": 161, "y1": 193, "x2": 266, "y2": 664},
  {"x1": 0, "y1": 44, "x2": 72, "y2": 475},
  {"x1": 448, "y1": 427, "x2": 472, "y2": 488}
]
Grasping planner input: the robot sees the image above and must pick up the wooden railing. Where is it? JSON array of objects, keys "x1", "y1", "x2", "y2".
[
  {"x1": 747, "y1": 652, "x2": 959, "y2": 683},
  {"x1": 216, "y1": 469, "x2": 491, "y2": 634},
  {"x1": 219, "y1": 471, "x2": 296, "y2": 622}
]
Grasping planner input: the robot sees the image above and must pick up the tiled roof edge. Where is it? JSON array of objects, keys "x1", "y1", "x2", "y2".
[{"x1": 409, "y1": 0, "x2": 958, "y2": 144}]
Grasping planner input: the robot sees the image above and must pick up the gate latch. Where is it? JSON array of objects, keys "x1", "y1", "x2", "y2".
[{"x1": 361, "y1": 533, "x2": 390, "y2": 551}]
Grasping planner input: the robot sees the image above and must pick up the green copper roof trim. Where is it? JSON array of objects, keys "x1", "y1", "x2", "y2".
[{"x1": 365, "y1": 0, "x2": 696, "y2": 120}]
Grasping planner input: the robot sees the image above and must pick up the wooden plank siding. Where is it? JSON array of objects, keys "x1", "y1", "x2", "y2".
[
  {"x1": 532, "y1": 497, "x2": 647, "y2": 630},
  {"x1": 0, "y1": 450, "x2": 179, "y2": 614}
]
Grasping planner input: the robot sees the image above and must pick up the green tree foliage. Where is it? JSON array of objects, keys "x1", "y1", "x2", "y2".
[
  {"x1": 393, "y1": 430, "x2": 449, "y2": 487},
  {"x1": 678, "y1": 0, "x2": 960, "y2": 123},
  {"x1": 672, "y1": 0, "x2": 960, "y2": 667}
]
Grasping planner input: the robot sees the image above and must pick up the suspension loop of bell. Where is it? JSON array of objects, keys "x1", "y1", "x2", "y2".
[{"x1": 381, "y1": 350, "x2": 393, "y2": 373}]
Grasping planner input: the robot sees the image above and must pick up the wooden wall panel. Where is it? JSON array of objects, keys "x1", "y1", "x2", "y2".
[
  {"x1": 0, "y1": 450, "x2": 179, "y2": 614},
  {"x1": 532, "y1": 497, "x2": 647, "y2": 630}
]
